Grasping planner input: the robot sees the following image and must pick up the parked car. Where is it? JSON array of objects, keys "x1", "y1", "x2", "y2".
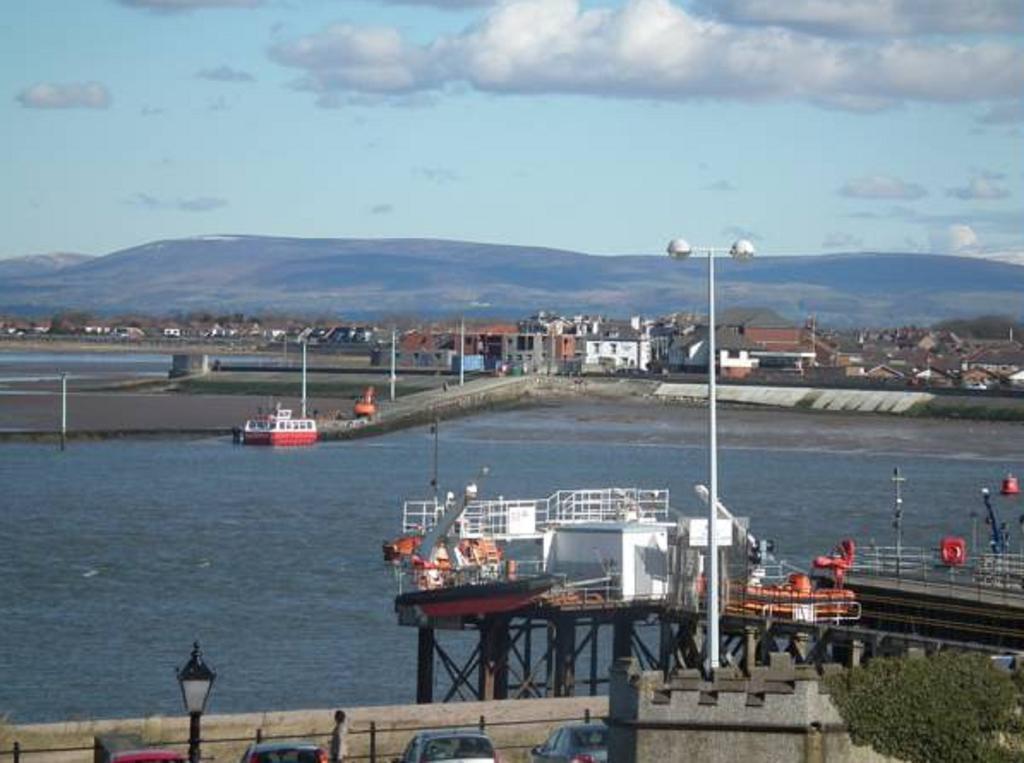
[
  {"x1": 530, "y1": 722, "x2": 607, "y2": 763},
  {"x1": 395, "y1": 729, "x2": 500, "y2": 762},
  {"x1": 239, "y1": 741, "x2": 327, "y2": 763}
]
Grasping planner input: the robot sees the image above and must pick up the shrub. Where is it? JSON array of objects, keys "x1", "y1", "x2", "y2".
[{"x1": 825, "y1": 653, "x2": 1022, "y2": 763}]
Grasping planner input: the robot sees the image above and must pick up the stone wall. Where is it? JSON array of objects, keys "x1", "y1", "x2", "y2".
[
  {"x1": 6, "y1": 697, "x2": 607, "y2": 763},
  {"x1": 608, "y1": 655, "x2": 901, "y2": 763}
]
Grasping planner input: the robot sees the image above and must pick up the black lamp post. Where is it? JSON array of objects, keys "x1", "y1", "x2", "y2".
[{"x1": 177, "y1": 642, "x2": 216, "y2": 763}]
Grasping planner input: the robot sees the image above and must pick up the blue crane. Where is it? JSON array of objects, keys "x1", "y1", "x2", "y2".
[{"x1": 981, "y1": 488, "x2": 1008, "y2": 555}]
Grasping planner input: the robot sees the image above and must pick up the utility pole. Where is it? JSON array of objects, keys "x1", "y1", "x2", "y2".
[
  {"x1": 892, "y1": 467, "x2": 906, "y2": 575},
  {"x1": 460, "y1": 316, "x2": 465, "y2": 386},
  {"x1": 301, "y1": 341, "x2": 308, "y2": 418},
  {"x1": 60, "y1": 372, "x2": 67, "y2": 451},
  {"x1": 390, "y1": 328, "x2": 397, "y2": 402}
]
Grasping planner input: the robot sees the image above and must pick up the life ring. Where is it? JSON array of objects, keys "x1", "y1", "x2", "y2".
[{"x1": 940, "y1": 536, "x2": 966, "y2": 566}]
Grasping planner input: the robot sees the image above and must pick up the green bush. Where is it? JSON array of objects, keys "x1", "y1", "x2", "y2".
[{"x1": 825, "y1": 653, "x2": 1022, "y2": 763}]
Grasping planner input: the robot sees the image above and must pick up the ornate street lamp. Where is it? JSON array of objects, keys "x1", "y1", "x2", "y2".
[
  {"x1": 666, "y1": 237, "x2": 755, "y2": 677},
  {"x1": 177, "y1": 642, "x2": 216, "y2": 763}
]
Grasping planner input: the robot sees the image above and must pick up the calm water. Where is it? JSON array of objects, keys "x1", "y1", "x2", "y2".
[{"x1": 1, "y1": 401, "x2": 1022, "y2": 722}]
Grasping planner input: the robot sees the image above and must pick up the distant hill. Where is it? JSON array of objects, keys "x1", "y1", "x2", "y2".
[
  {"x1": 1, "y1": 235, "x2": 1022, "y2": 326},
  {"x1": 0, "y1": 252, "x2": 93, "y2": 279}
]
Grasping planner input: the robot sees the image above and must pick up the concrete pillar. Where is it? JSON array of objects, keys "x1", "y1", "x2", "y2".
[
  {"x1": 744, "y1": 626, "x2": 758, "y2": 676},
  {"x1": 849, "y1": 639, "x2": 864, "y2": 668}
]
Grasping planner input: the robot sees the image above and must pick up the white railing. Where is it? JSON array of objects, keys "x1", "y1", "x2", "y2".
[
  {"x1": 401, "y1": 487, "x2": 670, "y2": 539},
  {"x1": 851, "y1": 545, "x2": 1024, "y2": 590}
]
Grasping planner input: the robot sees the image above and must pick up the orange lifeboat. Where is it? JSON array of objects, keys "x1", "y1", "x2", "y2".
[
  {"x1": 727, "y1": 572, "x2": 859, "y2": 622},
  {"x1": 382, "y1": 533, "x2": 423, "y2": 564},
  {"x1": 354, "y1": 386, "x2": 377, "y2": 418},
  {"x1": 1001, "y1": 473, "x2": 1020, "y2": 496}
]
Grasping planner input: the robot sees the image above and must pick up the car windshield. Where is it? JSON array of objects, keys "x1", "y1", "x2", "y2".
[
  {"x1": 419, "y1": 736, "x2": 494, "y2": 761},
  {"x1": 572, "y1": 728, "x2": 607, "y2": 749},
  {"x1": 251, "y1": 751, "x2": 320, "y2": 763}
]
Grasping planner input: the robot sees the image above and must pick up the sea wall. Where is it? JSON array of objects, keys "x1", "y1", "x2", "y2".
[
  {"x1": 4, "y1": 696, "x2": 608, "y2": 763},
  {"x1": 654, "y1": 382, "x2": 934, "y2": 414}
]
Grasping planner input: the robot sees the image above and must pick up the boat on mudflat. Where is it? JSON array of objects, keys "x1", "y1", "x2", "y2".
[{"x1": 240, "y1": 406, "x2": 318, "y2": 446}]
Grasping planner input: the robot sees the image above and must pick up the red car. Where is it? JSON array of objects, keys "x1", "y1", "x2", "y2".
[{"x1": 108, "y1": 751, "x2": 186, "y2": 763}]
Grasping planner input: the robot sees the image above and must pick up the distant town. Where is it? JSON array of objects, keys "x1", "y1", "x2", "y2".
[{"x1": 2, "y1": 309, "x2": 1023, "y2": 392}]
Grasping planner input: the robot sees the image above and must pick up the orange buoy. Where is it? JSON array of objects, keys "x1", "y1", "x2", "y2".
[
  {"x1": 353, "y1": 386, "x2": 378, "y2": 418},
  {"x1": 1001, "y1": 474, "x2": 1020, "y2": 496}
]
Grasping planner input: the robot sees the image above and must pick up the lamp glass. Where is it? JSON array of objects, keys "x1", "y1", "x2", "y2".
[
  {"x1": 181, "y1": 678, "x2": 212, "y2": 714},
  {"x1": 177, "y1": 642, "x2": 216, "y2": 714}
]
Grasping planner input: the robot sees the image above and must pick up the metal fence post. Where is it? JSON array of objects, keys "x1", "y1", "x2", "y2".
[
  {"x1": 478, "y1": 715, "x2": 485, "y2": 733},
  {"x1": 256, "y1": 728, "x2": 263, "y2": 743},
  {"x1": 12, "y1": 742, "x2": 19, "y2": 763},
  {"x1": 585, "y1": 708, "x2": 591, "y2": 724},
  {"x1": 369, "y1": 721, "x2": 376, "y2": 763}
]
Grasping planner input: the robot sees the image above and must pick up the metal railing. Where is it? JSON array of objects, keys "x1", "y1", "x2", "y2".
[
  {"x1": 0, "y1": 710, "x2": 600, "y2": 762},
  {"x1": 401, "y1": 487, "x2": 671, "y2": 540},
  {"x1": 851, "y1": 545, "x2": 1024, "y2": 590}
]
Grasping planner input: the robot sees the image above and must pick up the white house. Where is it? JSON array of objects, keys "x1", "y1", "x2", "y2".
[{"x1": 583, "y1": 324, "x2": 650, "y2": 371}]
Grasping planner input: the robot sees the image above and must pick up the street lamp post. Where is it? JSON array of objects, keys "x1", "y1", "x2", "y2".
[
  {"x1": 460, "y1": 316, "x2": 466, "y2": 387},
  {"x1": 666, "y1": 237, "x2": 755, "y2": 677},
  {"x1": 177, "y1": 642, "x2": 216, "y2": 763}
]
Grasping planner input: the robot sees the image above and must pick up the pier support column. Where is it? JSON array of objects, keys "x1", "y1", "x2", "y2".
[
  {"x1": 613, "y1": 615, "x2": 633, "y2": 662},
  {"x1": 849, "y1": 639, "x2": 864, "y2": 668},
  {"x1": 416, "y1": 627, "x2": 435, "y2": 704},
  {"x1": 744, "y1": 626, "x2": 758, "y2": 676},
  {"x1": 658, "y1": 620, "x2": 675, "y2": 677},
  {"x1": 554, "y1": 616, "x2": 576, "y2": 697},
  {"x1": 478, "y1": 617, "x2": 510, "y2": 701}
]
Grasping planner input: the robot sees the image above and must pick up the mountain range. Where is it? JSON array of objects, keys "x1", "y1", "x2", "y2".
[{"x1": 1, "y1": 235, "x2": 1022, "y2": 326}]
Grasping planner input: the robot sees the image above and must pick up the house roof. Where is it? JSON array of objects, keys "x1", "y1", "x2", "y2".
[{"x1": 718, "y1": 307, "x2": 794, "y2": 329}]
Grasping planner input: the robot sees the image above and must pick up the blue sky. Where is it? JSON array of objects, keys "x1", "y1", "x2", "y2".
[{"x1": 2, "y1": 0, "x2": 1022, "y2": 259}]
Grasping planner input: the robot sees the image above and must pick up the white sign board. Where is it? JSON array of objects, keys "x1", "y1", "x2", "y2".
[
  {"x1": 688, "y1": 518, "x2": 733, "y2": 547},
  {"x1": 507, "y1": 504, "x2": 536, "y2": 536}
]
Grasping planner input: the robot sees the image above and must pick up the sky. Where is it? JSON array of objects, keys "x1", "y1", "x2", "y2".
[{"x1": 2, "y1": 0, "x2": 1022, "y2": 259}]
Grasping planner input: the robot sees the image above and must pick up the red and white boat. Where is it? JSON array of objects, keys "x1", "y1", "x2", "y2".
[
  {"x1": 237, "y1": 341, "x2": 318, "y2": 446},
  {"x1": 241, "y1": 406, "x2": 318, "y2": 446}
]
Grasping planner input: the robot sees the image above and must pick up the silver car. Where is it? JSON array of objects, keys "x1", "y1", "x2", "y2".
[
  {"x1": 530, "y1": 722, "x2": 607, "y2": 763},
  {"x1": 396, "y1": 729, "x2": 499, "y2": 763}
]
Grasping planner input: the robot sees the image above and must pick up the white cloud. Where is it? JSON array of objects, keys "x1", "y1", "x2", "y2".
[
  {"x1": 822, "y1": 231, "x2": 865, "y2": 249},
  {"x1": 268, "y1": 0, "x2": 1024, "y2": 108},
  {"x1": 721, "y1": 225, "x2": 761, "y2": 241},
  {"x1": 119, "y1": 0, "x2": 261, "y2": 10},
  {"x1": 977, "y1": 100, "x2": 1024, "y2": 125},
  {"x1": 16, "y1": 82, "x2": 111, "y2": 109},
  {"x1": 129, "y1": 193, "x2": 228, "y2": 212},
  {"x1": 701, "y1": 0, "x2": 1023, "y2": 37},
  {"x1": 705, "y1": 180, "x2": 737, "y2": 191},
  {"x1": 947, "y1": 176, "x2": 1011, "y2": 201},
  {"x1": 839, "y1": 175, "x2": 926, "y2": 200},
  {"x1": 370, "y1": 203, "x2": 395, "y2": 215},
  {"x1": 930, "y1": 223, "x2": 979, "y2": 254},
  {"x1": 378, "y1": 0, "x2": 492, "y2": 6},
  {"x1": 197, "y1": 65, "x2": 255, "y2": 82}
]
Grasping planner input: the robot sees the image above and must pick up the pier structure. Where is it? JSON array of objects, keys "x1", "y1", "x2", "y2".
[
  {"x1": 394, "y1": 489, "x2": 1024, "y2": 704},
  {"x1": 404, "y1": 601, "x2": 1020, "y2": 705}
]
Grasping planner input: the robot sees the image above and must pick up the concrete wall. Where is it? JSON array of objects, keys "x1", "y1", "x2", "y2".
[
  {"x1": 655, "y1": 383, "x2": 933, "y2": 414},
  {"x1": 5, "y1": 697, "x2": 608, "y2": 763}
]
